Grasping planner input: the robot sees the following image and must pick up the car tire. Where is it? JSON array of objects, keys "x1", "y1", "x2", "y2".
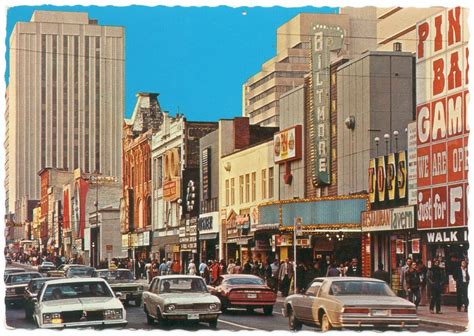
[
  {"x1": 135, "y1": 297, "x2": 142, "y2": 307},
  {"x1": 289, "y1": 308, "x2": 302, "y2": 331},
  {"x1": 209, "y1": 319, "x2": 218, "y2": 328},
  {"x1": 321, "y1": 313, "x2": 332, "y2": 332},
  {"x1": 144, "y1": 306, "x2": 155, "y2": 325},
  {"x1": 263, "y1": 306, "x2": 273, "y2": 316},
  {"x1": 221, "y1": 305, "x2": 228, "y2": 313}
]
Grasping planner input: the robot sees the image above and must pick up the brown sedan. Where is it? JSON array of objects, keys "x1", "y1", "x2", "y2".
[
  {"x1": 209, "y1": 274, "x2": 276, "y2": 315},
  {"x1": 283, "y1": 277, "x2": 419, "y2": 331}
]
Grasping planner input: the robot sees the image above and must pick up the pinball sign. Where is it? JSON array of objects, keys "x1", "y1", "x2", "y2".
[{"x1": 416, "y1": 7, "x2": 469, "y2": 229}]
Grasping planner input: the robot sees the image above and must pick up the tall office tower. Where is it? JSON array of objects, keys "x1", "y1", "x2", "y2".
[
  {"x1": 242, "y1": 10, "x2": 378, "y2": 126},
  {"x1": 6, "y1": 10, "x2": 124, "y2": 213}
]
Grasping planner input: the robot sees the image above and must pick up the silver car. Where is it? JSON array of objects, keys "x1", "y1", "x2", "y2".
[
  {"x1": 143, "y1": 275, "x2": 221, "y2": 328},
  {"x1": 95, "y1": 268, "x2": 145, "y2": 306},
  {"x1": 32, "y1": 277, "x2": 127, "y2": 328},
  {"x1": 283, "y1": 277, "x2": 419, "y2": 331}
]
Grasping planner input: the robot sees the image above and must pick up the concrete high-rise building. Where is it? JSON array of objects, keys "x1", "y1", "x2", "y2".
[
  {"x1": 5, "y1": 10, "x2": 124, "y2": 213},
  {"x1": 242, "y1": 10, "x2": 378, "y2": 126}
]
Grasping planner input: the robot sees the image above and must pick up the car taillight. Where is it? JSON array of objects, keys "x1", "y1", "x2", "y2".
[
  {"x1": 391, "y1": 308, "x2": 417, "y2": 315},
  {"x1": 343, "y1": 308, "x2": 370, "y2": 314}
]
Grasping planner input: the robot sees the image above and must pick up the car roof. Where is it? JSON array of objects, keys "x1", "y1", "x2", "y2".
[
  {"x1": 5, "y1": 268, "x2": 25, "y2": 271},
  {"x1": 317, "y1": 277, "x2": 386, "y2": 283},
  {"x1": 8, "y1": 271, "x2": 42, "y2": 276},
  {"x1": 42, "y1": 277, "x2": 107, "y2": 286},
  {"x1": 153, "y1": 275, "x2": 203, "y2": 280},
  {"x1": 221, "y1": 274, "x2": 262, "y2": 279}
]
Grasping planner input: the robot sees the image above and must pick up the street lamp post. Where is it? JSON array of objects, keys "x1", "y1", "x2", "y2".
[
  {"x1": 374, "y1": 137, "x2": 380, "y2": 156},
  {"x1": 384, "y1": 133, "x2": 390, "y2": 155},
  {"x1": 393, "y1": 130, "x2": 399, "y2": 152}
]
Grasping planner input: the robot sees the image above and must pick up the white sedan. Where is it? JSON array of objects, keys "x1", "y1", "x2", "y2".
[{"x1": 32, "y1": 277, "x2": 127, "y2": 328}]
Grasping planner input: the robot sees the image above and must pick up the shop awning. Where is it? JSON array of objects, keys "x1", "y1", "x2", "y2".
[{"x1": 199, "y1": 233, "x2": 218, "y2": 240}]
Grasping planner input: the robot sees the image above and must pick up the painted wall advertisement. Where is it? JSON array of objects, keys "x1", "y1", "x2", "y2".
[
  {"x1": 361, "y1": 206, "x2": 415, "y2": 232},
  {"x1": 368, "y1": 151, "x2": 407, "y2": 204},
  {"x1": 416, "y1": 7, "x2": 469, "y2": 230},
  {"x1": 274, "y1": 125, "x2": 302, "y2": 163},
  {"x1": 163, "y1": 148, "x2": 181, "y2": 202}
]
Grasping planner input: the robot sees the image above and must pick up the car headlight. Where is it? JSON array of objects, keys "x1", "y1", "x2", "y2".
[
  {"x1": 103, "y1": 309, "x2": 123, "y2": 320},
  {"x1": 209, "y1": 303, "x2": 219, "y2": 310},
  {"x1": 166, "y1": 304, "x2": 176, "y2": 312},
  {"x1": 43, "y1": 313, "x2": 62, "y2": 324}
]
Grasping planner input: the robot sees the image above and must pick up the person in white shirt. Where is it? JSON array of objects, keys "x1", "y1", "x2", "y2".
[{"x1": 188, "y1": 259, "x2": 197, "y2": 275}]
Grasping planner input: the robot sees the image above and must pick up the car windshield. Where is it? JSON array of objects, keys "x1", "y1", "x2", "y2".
[
  {"x1": 159, "y1": 278, "x2": 207, "y2": 293},
  {"x1": 226, "y1": 277, "x2": 265, "y2": 286},
  {"x1": 67, "y1": 267, "x2": 95, "y2": 277},
  {"x1": 96, "y1": 270, "x2": 133, "y2": 281},
  {"x1": 5, "y1": 269, "x2": 25, "y2": 275},
  {"x1": 9, "y1": 273, "x2": 41, "y2": 284},
  {"x1": 42, "y1": 282, "x2": 113, "y2": 301},
  {"x1": 330, "y1": 281, "x2": 395, "y2": 296}
]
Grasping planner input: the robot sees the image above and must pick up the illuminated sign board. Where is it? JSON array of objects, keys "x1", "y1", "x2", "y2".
[{"x1": 273, "y1": 125, "x2": 302, "y2": 163}]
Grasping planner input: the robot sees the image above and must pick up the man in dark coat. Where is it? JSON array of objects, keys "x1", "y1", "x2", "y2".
[
  {"x1": 453, "y1": 259, "x2": 469, "y2": 312},
  {"x1": 372, "y1": 263, "x2": 390, "y2": 284},
  {"x1": 427, "y1": 258, "x2": 446, "y2": 314},
  {"x1": 345, "y1": 258, "x2": 362, "y2": 276}
]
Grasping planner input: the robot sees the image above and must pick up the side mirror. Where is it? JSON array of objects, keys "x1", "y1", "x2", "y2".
[{"x1": 116, "y1": 292, "x2": 123, "y2": 299}]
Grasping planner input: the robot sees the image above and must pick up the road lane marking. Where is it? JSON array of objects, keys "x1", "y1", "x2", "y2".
[{"x1": 218, "y1": 319, "x2": 258, "y2": 330}]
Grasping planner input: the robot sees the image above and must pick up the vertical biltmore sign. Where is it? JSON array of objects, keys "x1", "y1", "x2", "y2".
[
  {"x1": 416, "y1": 7, "x2": 469, "y2": 230},
  {"x1": 311, "y1": 24, "x2": 344, "y2": 186}
]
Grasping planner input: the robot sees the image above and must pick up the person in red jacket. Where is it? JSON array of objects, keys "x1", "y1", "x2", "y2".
[{"x1": 211, "y1": 260, "x2": 221, "y2": 285}]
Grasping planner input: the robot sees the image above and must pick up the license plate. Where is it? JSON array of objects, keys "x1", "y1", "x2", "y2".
[
  {"x1": 188, "y1": 314, "x2": 199, "y2": 320},
  {"x1": 372, "y1": 309, "x2": 389, "y2": 316},
  {"x1": 247, "y1": 294, "x2": 257, "y2": 299}
]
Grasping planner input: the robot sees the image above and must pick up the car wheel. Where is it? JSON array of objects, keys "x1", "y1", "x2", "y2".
[
  {"x1": 263, "y1": 306, "x2": 273, "y2": 316},
  {"x1": 288, "y1": 308, "x2": 302, "y2": 331},
  {"x1": 221, "y1": 305, "x2": 228, "y2": 313},
  {"x1": 321, "y1": 313, "x2": 332, "y2": 332},
  {"x1": 144, "y1": 306, "x2": 155, "y2": 325},
  {"x1": 209, "y1": 319, "x2": 218, "y2": 329},
  {"x1": 135, "y1": 297, "x2": 142, "y2": 307}
]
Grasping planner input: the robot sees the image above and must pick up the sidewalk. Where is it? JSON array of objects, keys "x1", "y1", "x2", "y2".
[{"x1": 275, "y1": 295, "x2": 469, "y2": 331}]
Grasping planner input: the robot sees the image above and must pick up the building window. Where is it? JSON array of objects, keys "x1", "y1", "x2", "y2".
[
  {"x1": 251, "y1": 172, "x2": 256, "y2": 202},
  {"x1": 230, "y1": 178, "x2": 235, "y2": 205},
  {"x1": 225, "y1": 179, "x2": 230, "y2": 207},
  {"x1": 245, "y1": 174, "x2": 250, "y2": 203},
  {"x1": 261, "y1": 169, "x2": 267, "y2": 199},
  {"x1": 268, "y1": 167, "x2": 274, "y2": 198},
  {"x1": 157, "y1": 156, "x2": 163, "y2": 189},
  {"x1": 239, "y1": 175, "x2": 244, "y2": 204}
]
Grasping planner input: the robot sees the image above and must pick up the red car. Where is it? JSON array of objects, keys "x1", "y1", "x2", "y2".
[{"x1": 209, "y1": 274, "x2": 276, "y2": 315}]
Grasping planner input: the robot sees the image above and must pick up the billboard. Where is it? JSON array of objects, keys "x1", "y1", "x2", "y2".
[
  {"x1": 273, "y1": 125, "x2": 302, "y2": 163},
  {"x1": 416, "y1": 7, "x2": 469, "y2": 229},
  {"x1": 368, "y1": 151, "x2": 407, "y2": 204},
  {"x1": 163, "y1": 148, "x2": 181, "y2": 202}
]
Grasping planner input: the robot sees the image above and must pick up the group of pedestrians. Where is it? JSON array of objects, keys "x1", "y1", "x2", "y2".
[{"x1": 399, "y1": 257, "x2": 469, "y2": 314}]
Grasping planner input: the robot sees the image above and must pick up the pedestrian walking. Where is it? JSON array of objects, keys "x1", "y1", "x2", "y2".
[
  {"x1": 188, "y1": 259, "x2": 197, "y2": 275},
  {"x1": 453, "y1": 259, "x2": 469, "y2": 312},
  {"x1": 270, "y1": 259, "x2": 280, "y2": 293},
  {"x1": 166, "y1": 258, "x2": 172, "y2": 275},
  {"x1": 172, "y1": 259, "x2": 181, "y2": 274},
  {"x1": 295, "y1": 261, "x2": 306, "y2": 293},
  {"x1": 400, "y1": 257, "x2": 413, "y2": 298},
  {"x1": 278, "y1": 258, "x2": 293, "y2": 297},
  {"x1": 406, "y1": 261, "x2": 421, "y2": 308},
  {"x1": 417, "y1": 260, "x2": 428, "y2": 306},
  {"x1": 372, "y1": 263, "x2": 390, "y2": 284},
  {"x1": 234, "y1": 260, "x2": 242, "y2": 274},
  {"x1": 227, "y1": 259, "x2": 236, "y2": 274},
  {"x1": 345, "y1": 258, "x2": 362, "y2": 276},
  {"x1": 210, "y1": 260, "x2": 221, "y2": 284},
  {"x1": 159, "y1": 258, "x2": 168, "y2": 276},
  {"x1": 262, "y1": 259, "x2": 273, "y2": 288},
  {"x1": 326, "y1": 262, "x2": 341, "y2": 277},
  {"x1": 427, "y1": 258, "x2": 446, "y2": 314},
  {"x1": 242, "y1": 258, "x2": 253, "y2": 274}
]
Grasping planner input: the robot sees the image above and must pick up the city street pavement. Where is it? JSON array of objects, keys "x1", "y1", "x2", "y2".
[{"x1": 5, "y1": 263, "x2": 467, "y2": 332}]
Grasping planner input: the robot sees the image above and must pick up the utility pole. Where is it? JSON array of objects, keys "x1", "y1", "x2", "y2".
[{"x1": 293, "y1": 217, "x2": 302, "y2": 294}]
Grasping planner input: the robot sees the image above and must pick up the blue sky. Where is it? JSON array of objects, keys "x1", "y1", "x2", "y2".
[{"x1": 5, "y1": 5, "x2": 337, "y2": 121}]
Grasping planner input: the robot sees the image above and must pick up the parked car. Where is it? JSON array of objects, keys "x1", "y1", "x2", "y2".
[
  {"x1": 38, "y1": 261, "x2": 57, "y2": 273},
  {"x1": 95, "y1": 268, "x2": 145, "y2": 306},
  {"x1": 143, "y1": 275, "x2": 221, "y2": 328},
  {"x1": 32, "y1": 277, "x2": 127, "y2": 328},
  {"x1": 283, "y1": 277, "x2": 419, "y2": 331},
  {"x1": 24, "y1": 277, "x2": 61, "y2": 320},
  {"x1": 208, "y1": 274, "x2": 276, "y2": 315},
  {"x1": 65, "y1": 266, "x2": 96, "y2": 278},
  {"x1": 46, "y1": 264, "x2": 82, "y2": 277},
  {"x1": 5, "y1": 271, "x2": 42, "y2": 306}
]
